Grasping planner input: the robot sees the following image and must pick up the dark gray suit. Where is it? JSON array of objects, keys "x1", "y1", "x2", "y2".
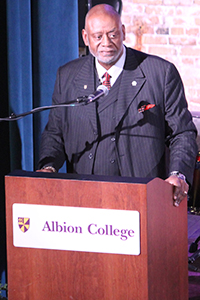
[{"x1": 38, "y1": 47, "x2": 197, "y2": 184}]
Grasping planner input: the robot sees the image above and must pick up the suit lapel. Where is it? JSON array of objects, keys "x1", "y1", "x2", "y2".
[
  {"x1": 116, "y1": 48, "x2": 146, "y2": 125},
  {"x1": 73, "y1": 55, "x2": 98, "y2": 131}
]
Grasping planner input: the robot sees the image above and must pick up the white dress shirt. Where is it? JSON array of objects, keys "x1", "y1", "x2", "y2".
[{"x1": 95, "y1": 45, "x2": 126, "y2": 87}]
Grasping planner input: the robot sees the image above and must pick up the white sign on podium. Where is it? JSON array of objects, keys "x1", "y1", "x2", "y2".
[{"x1": 13, "y1": 203, "x2": 140, "y2": 255}]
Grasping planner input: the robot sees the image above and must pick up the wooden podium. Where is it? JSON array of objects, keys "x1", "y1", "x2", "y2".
[{"x1": 5, "y1": 171, "x2": 188, "y2": 300}]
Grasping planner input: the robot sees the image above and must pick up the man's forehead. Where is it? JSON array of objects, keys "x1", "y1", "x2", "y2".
[
  {"x1": 87, "y1": 16, "x2": 120, "y2": 30},
  {"x1": 91, "y1": 27, "x2": 118, "y2": 35}
]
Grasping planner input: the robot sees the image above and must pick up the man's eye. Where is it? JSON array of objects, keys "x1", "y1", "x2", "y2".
[
  {"x1": 95, "y1": 35, "x2": 102, "y2": 40},
  {"x1": 109, "y1": 33, "x2": 116, "y2": 39}
]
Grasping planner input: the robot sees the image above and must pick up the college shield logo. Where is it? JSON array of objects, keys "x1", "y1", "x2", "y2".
[{"x1": 18, "y1": 217, "x2": 30, "y2": 233}]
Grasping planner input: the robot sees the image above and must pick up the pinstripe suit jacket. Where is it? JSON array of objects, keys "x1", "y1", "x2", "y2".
[{"x1": 38, "y1": 47, "x2": 197, "y2": 184}]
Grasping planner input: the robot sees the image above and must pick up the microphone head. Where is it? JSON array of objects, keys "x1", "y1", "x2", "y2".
[
  {"x1": 97, "y1": 85, "x2": 109, "y2": 97},
  {"x1": 86, "y1": 85, "x2": 109, "y2": 105}
]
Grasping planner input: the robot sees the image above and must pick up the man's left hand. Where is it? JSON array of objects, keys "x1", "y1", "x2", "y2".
[{"x1": 165, "y1": 175, "x2": 189, "y2": 207}]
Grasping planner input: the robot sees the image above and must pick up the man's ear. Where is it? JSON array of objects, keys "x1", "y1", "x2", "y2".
[
  {"x1": 122, "y1": 24, "x2": 126, "y2": 41},
  {"x1": 82, "y1": 29, "x2": 89, "y2": 46}
]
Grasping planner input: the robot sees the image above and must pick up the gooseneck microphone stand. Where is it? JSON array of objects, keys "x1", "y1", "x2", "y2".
[
  {"x1": 0, "y1": 85, "x2": 108, "y2": 122},
  {"x1": 0, "y1": 96, "x2": 88, "y2": 122}
]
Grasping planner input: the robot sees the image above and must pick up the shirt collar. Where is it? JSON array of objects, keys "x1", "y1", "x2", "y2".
[{"x1": 95, "y1": 45, "x2": 126, "y2": 86}]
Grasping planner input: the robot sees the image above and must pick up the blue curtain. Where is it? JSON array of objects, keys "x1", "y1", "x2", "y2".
[
  {"x1": 1, "y1": 0, "x2": 78, "y2": 296},
  {"x1": 7, "y1": 0, "x2": 78, "y2": 171},
  {"x1": 7, "y1": 1, "x2": 33, "y2": 171}
]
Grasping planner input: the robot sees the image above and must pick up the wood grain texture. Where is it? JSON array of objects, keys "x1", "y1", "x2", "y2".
[
  {"x1": 147, "y1": 179, "x2": 188, "y2": 300},
  {"x1": 5, "y1": 173, "x2": 188, "y2": 300}
]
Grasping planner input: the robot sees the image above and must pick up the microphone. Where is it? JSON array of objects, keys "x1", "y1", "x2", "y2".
[{"x1": 86, "y1": 85, "x2": 109, "y2": 104}]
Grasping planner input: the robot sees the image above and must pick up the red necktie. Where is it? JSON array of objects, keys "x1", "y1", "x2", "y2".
[{"x1": 102, "y1": 72, "x2": 111, "y2": 90}]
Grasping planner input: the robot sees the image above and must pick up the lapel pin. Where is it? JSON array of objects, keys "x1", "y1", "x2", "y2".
[
  {"x1": 132, "y1": 81, "x2": 137, "y2": 86},
  {"x1": 84, "y1": 85, "x2": 87, "y2": 89}
]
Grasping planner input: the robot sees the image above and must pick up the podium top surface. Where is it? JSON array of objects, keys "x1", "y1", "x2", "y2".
[{"x1": 7, "y1": 170, "x2": 153, "y2": 185}]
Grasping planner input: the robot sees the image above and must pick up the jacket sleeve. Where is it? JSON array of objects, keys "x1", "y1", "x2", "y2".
[
  {"x1": 38, "y1": 67, "x2": 66, "y2": 171},
  {"x1": 164, "y1": 62, "x2": 198, "y2": 185}
]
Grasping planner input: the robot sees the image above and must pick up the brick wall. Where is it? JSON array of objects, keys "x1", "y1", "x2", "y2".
[{"x1": 121, "y1": 0, "x2": 200, "y2": 111}]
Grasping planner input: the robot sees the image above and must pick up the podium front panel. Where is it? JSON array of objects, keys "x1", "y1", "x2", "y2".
[{"x1": 5, "y1": 172, "x2": 188, "y2": 300}]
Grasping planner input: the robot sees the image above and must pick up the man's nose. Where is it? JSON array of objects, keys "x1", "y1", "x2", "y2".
[{"x1": 101, "y1": 34, "x2": 111, "y2": 46}]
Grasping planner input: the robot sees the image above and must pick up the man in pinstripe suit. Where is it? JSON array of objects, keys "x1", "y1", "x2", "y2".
[{"x1": 38, "y1": 4, "x2": 197, "y2": 207}]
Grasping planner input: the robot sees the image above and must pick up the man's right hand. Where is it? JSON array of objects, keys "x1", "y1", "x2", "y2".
[{"x1": 36, "y1": 166, "x2": 56, "y2": 173}]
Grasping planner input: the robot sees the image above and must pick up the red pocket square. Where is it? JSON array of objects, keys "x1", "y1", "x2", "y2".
[{"x1": 138, "y1": 104, "x2": 155, "y2": 113}]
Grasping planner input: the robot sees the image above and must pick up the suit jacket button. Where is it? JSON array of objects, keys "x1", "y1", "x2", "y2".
[
  {"x1": 111, "y1": 137, "x2": 115, "y2": 142},
  {"x1": 110, "y1": 159, "x2": 115, "y2": 164},
  {"x1": 88, "y1": 153, "x2": 93, "y2": 159}
]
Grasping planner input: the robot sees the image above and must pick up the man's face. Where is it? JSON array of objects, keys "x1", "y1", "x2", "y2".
[{"x1": 82, "y1": 13, "x2": 125, "y2": 70}]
